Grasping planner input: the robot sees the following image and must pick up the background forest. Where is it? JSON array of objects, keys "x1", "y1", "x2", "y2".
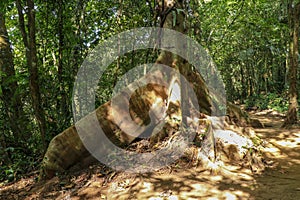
[{"x1": 0, "y1": 0, "x2": 299, "y2": 182}]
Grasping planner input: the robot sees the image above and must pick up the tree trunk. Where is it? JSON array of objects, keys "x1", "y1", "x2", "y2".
[
  {"x1": 16, "y1": 0, "x2": 48, "y2": 151},
  {"x1": 56, "y1": 0, "x2": 70, "y2": 130},
  {"x1": 0, "y1": 11, "x2": 29, "y2": 145},
  {"x1": 283, "y1": 1, "x2": 299, "y2": 127},
  {"x1": 40, "y1": 0, "x2": 214, "y2": 179}
]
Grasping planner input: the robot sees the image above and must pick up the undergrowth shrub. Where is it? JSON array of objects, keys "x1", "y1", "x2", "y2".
[{"x1": 245, "y1": 93, "x2": 289, "y2": 112}]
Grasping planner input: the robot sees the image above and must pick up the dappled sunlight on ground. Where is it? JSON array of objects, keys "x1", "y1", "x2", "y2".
[
  {"x1": 1, "y1": 110, "x2": 300, "y2": 199},
  {"x1": 247, "y1": 111, "x2": 300, "y2": 199},
  {"x1": 103, "y1": 111, "x2": 300, "y2": 199},
  {"x1": 254, "y1": 127, "x2": 300, "y2": 163},
  {"x1": 105, "y1": 166, "x2": 255, "y2": 199}
]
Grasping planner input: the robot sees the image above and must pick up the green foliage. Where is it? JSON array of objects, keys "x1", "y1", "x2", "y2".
[
  {"x1": 245, "y1": 93, "x2": 289, "y2": 112},
  {"x1": 191, "y1": 0, "x2": 288, "y2": 101},
  {"x1": 0, "y1": 147, "x2": 40, "y2": 182}
]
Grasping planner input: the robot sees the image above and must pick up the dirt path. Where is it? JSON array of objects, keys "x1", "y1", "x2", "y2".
[
  {"x1": 101, "y1": 111, "x2": 300, "y2": 200},
  {"x1": 0, "y1": 111, "x2": 299, "y2": 199},
  {"x1": 247, "y1": 111, "x2": 300, "y2": 199}
]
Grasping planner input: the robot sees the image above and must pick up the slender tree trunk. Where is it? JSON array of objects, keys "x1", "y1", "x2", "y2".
[
  {"x1": 283, "y1": 1, "x2": 299, "y2": 127},
  {"x1": 56, "y1": 0, "x2": 71, "y2": 130},
  {"x1": 16, "y1": 0, "x2": 47, "y2": 151},
  {"x1": 0, "y1": 12, "x2": 29, "y2": 144}
]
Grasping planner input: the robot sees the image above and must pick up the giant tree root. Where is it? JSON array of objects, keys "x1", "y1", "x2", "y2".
[{"x1": 40, "y1": 82, "x2": 169, "y2": 179}]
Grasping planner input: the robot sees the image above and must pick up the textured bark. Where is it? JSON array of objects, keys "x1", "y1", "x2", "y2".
[
  {"x1": 40, "y1": 82, "x2": 171, "y2": 179},
  {"x1": 41, "y1": 75, "x2": 211, "y2": 179},
  {"x1": 283, "y1": 1, "x2": 299, "y2": 127},
  {"x1": 41, "y1": 55, "x2": 212, "y2": 179}
]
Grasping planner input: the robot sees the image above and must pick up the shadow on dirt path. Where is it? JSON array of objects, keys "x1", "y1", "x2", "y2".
[
  {"x1": 248, "y1": 111, "x2": 300, "y2": 200},
  {"x1": 0, "y1": 110, "x2": 299, "y2": 199},
  {"x1": 88, "y1": 111, "x2": 300, "y2": 200}
]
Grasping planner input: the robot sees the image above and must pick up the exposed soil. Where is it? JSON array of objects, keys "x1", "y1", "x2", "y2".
[{"x1": 1, "y1": 110, "x2": 299, "y2": 200}]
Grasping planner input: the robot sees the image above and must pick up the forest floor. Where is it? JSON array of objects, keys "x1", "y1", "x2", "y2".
[{"x1": 0, "y1": 110, "x2": 300, "y2": 200}]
